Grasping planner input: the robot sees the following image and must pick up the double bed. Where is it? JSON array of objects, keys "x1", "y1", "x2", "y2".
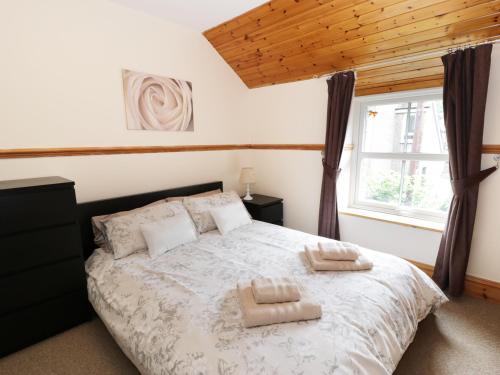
[{"x1": 79, "y1": 182, "x2": 447, "y2": 375}]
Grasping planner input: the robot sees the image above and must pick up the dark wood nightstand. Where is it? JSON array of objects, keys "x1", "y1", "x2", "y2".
[{"x1": 242, "y1": 194, "x2": 283, "y2": 226}]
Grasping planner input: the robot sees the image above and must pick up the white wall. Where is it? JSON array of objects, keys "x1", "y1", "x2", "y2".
[
  {"x1": 244, "y1": 79, "x2": 327, "y2": 233},
  {"x1": 246, "y1": 45, "x2": 500, "y2": 282},
  {"x1": 0, "y1": 0, "x2": 250, "y2": 201},
  {"x1": 468, "y1": 44, "x2": 500, "y2": 281}
]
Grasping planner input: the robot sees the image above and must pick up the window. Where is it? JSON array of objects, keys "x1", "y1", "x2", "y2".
[{"x1": 351, "y1": 91, "x2": 451, "y2": 222}]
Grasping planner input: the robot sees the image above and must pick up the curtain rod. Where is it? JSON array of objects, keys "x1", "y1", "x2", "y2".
[{"x1": 314, "y1": 38, "x2": 500, "y2": 79}]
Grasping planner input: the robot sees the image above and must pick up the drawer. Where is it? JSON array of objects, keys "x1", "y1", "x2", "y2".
[
  {"x1": 0, "y1": 257, "x2": 86, "y2": 315},
  {"x1": 0, "y1": 224, "x2": 82, "y2": 277},
  {"x1": 0, "y1": 188, "x2": 77, "y2": 236},
  {"x1": 256, "y1": 203, "x2": 283, "y2": 224},
  {"x1": 0, "y1": 290, "x2": 89, "y2": 357}
]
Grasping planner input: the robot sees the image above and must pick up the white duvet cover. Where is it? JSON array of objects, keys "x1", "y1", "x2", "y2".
[{"x1": 85, "y1": 221, "x2": 447, "y2": 375}]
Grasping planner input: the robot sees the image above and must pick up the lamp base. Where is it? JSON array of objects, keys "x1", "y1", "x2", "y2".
[{"x1": 243, "y1": 184, "x2": 253, "y2": 200}]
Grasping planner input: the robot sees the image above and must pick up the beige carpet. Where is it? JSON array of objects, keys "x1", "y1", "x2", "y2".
[
  {"x1": 394, "y1": 295, "x2": 500, "y2": 375},
  {"x1": 1, "y1": 296, "x2": 499, "y2": 375}
]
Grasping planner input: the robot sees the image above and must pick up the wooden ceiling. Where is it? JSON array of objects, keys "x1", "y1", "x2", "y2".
[{"x1": 204, "y1": 0, "x2": 500, "y2": 95}]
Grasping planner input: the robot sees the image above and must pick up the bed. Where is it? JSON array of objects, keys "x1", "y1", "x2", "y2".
[{"x1": 79, "y1": 182, "x2": 447, "y2": 375}]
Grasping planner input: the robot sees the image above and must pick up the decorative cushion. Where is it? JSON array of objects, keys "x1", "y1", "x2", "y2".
[
  {"x1": 103, "y1": 201, "x2": 186, "y2": 259},
  {"x1": 183, "y1": 191, "x2": 241, "y2": 233},
  {"x1": 140, "y1": 211, "x2": 198, "y2": 259},
  {"x1": 210, "y1": 201, "x2": 252, "y2": 235},
  {"x1": 91, "y1": 199, "x2": 164, "y2": 251}
]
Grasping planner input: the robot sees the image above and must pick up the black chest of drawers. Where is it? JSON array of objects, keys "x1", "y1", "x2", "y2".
[{"x1": 0, "y1": 176, "x2": 89, "y2": 357}]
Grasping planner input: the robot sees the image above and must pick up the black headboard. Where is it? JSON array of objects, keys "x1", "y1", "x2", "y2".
[{"x1": 77, "y1": 181, "x2": 223, "y2": 259}]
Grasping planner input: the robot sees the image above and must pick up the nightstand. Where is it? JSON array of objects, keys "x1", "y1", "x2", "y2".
[{"x1": 242, "y1": 194, "x2": 283, "y2": 226}]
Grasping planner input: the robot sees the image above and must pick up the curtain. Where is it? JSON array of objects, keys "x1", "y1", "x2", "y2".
[
  {"x1": 318, "y1": 71, "x2": 355, "y2": 239},
  {"x1": 433, "y1": 44, "x2": 495, "y2": 296}
]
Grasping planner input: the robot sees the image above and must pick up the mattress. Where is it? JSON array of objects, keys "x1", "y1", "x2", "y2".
[{"x1": 85, "y1": 220, "x2": 447, "y2": 375}]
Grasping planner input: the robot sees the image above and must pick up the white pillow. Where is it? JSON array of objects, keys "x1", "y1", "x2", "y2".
[
  {"x1": 103, "y1": 201, "x2": 186, "y2": 259},
  {"x1": 140, "y1": 211, "x2": 198, "y2": 259},
  {"x1": 210, "y1": 201, "x2": 252, "y2": 235}
]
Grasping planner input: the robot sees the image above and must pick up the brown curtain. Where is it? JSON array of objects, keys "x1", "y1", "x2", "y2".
[
  {"x1": 433, "y1": 44, "x2": 495, "y2": 296},
  {"x1": 318, "y1": 71, "x2": 355, "y2": 239}
]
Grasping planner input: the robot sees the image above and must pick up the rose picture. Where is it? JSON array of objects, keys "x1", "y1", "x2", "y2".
[{"x1": 122, "y1": 69, "x2": 194, "y2": 131}]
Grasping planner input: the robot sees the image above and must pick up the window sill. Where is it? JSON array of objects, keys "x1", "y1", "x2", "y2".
[{"x1": 339, "y1": 208, "x2": 444, "y2": 233}]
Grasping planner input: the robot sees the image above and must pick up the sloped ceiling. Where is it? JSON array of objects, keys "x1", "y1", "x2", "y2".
[
  {"x1": 203, "y1": 0, "x2": 500, "y2": 94},
  {"x1": 110, "y1": 0, "x2": 268, "y2": 31}
]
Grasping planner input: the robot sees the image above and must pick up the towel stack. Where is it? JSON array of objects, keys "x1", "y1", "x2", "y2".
[
  {"x1": 305, "y1": 241, "x2": 373, "y2": 271},
  {"x1": 238, "y1": 277, "x2": 322, "y2": 328}
]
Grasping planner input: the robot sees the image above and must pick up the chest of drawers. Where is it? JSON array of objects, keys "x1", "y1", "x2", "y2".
[{"x1": 0, "y1": 177, "x2": 89, "y2": 356}]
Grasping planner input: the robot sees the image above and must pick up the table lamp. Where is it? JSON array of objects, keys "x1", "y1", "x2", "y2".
[{"x1": 240, "y1": 167, "x2": 256, "y2": 200}]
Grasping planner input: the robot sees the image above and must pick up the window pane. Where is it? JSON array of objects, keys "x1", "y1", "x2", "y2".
[
  {"x1": 404, "y1": 101, "x2": 447, "y2": 154},
  {"x1": 362, "y1": 100, "x2": 447, "y2": 154},
  {"x1": 401, "y1": 160, "x2": 451, "y2": 213},
  {"x1": 358, "y1": 158, "x2": 403, "y2": 205},
  {"x1": 363, "y1": 103, "x2": 409, "y2": 153}
]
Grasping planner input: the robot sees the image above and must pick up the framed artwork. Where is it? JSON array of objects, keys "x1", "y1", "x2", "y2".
[{"x1": 122, "y1": 69, "x2": 194, "y2": 131}]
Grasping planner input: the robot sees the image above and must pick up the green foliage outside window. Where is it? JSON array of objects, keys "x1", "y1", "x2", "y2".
[
  {"x1": 366, "y1": 170, "x2": 400, "y2": 204},
  {"x1": 366, "y1": 170, "x2": 451, "y2": 212}
]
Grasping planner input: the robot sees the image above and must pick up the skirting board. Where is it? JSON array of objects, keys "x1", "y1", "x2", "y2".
[{"x1": 406, "y1": 259, "x2": 500, "y2": 304}]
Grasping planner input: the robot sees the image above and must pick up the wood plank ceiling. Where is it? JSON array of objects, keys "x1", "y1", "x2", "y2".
[{"x1": 203, "y1": 0, "x2": 500, "y2": 95}]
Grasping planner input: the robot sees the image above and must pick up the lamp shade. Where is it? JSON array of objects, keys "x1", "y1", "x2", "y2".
[{"x1": 239, "y1": 167, "x2": 256, "y2": 184}]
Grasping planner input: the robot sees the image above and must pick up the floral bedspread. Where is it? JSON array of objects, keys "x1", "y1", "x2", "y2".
[{"x1": 86, "y1": 221, "x2": 447, "y2": 375}]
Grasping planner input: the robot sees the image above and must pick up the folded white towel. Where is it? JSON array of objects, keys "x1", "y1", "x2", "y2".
[
  {"x1": 251, "y1": 277, "x2": 301, "y2": 304},
  {"x1": 238, "y1": 282, "x2": 322, "y2": 328},
  {"x1": 305, "y1": 245, "x2": 373, "y2": 271},
  {"x1": 318, "y1": 241, "x2": 360, "y2": 261}
]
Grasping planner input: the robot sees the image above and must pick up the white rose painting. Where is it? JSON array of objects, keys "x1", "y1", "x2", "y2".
[{"x1": 122, "y1": 69, "x2": 194, "y2": 131}]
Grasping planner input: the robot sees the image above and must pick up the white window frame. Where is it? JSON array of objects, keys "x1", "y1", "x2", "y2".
[{"x1": 349, "y1": 88, "x2": 449, "y2": 222}]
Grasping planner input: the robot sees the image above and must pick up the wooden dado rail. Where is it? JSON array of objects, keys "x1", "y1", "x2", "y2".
[{"x1": 0, "y1": 144, "x2": 499, "y2": 159}]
